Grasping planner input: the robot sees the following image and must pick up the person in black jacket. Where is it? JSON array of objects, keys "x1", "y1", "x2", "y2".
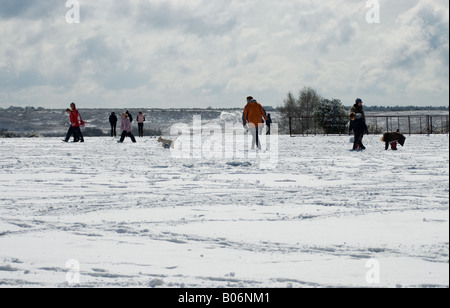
[
  {"x1": 266, "y1": 113, "x2": 272, "y2": 135},
  {"x1": 109, "y1": 112, "x2": 118, "y2": 137},
  {"x1": 349, "y1": 112, "x2": 368, "y2": 150},
  {"x1": 350, "y1": 98, "x2": 365, "y2": 122},
  {"x1": 126, "y1": 110, "x2": 133, "y2": 123}
]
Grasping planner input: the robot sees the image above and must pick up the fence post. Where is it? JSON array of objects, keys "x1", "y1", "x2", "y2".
[
  {"x1": 408, "y1": 116, "x2": 411, "y2": 135},
  {"x1": 420, "y1": 117, "x2": 423, "y2": 134},
  {"x1": 430, "y1": 116, "x2": 433, "y2": 135},
  {"x1": 445, "y1": 116, "x2": 448, "y2": 134},
  {"x1": 289, "y1": 117, "x2": 292, "y2": 137},
  {"x1": 302, "y1": 117, "x2": 305, "y2": 136},
  {"x1": 375, "y1": 117, "x2": 378, "y2": 133}
]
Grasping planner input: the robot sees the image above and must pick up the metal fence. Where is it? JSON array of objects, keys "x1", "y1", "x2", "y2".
[{"x1": 289, "y1": 115, "x2": 449, "y2": 136}]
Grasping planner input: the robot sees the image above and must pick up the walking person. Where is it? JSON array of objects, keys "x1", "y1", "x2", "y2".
[
  {"x1": 350, "y1": 98, "x2": 366, "y2": 147},
  {"x1": 63, "y1": 108, "x2": 78, "y2": 142},
  {"x1": 243, "y1": 98, "x2": 268, "y2": 150},
  {"x1": 137, "y1": 111, "x2": 146, "y2": 137},
  {"x1": 109, "y1": 112, "x2": 118, "y2": 137},
  {"x1": 118, "y1": 112, "x2": 136, "y2": 143},
  {"x1": 70, "y1": 102, "x2": 85, "y2": 142},
  {"x1": 349, "y1": 112, "x2": 368, "y2": 151},
  {"x1": 266, "y1": 113, "x2": 272, "y2": 135},
  {"x1": 63, "y1": 102, "x2": 85, "y2": 142},
  {"x1": 242, "y1": 96, "x2": 253, "y2": 126}
]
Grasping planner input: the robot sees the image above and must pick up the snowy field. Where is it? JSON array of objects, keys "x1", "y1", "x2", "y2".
[{"x1": 0, "y1": 133, "x2": 448, "y2": 288}]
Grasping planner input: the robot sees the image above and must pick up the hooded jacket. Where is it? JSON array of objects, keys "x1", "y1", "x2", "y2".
[{"x1": 243, "y1": 101, "x2": 268, "y2": 127}]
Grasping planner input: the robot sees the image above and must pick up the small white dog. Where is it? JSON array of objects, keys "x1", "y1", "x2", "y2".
[{"x1": 157, "y1": 136, "x2": 176, "y2": 149}]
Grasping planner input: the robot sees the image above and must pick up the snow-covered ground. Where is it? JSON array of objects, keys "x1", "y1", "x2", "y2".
[{"x1": 0, "y1": 133, "x2": 448, "y2": 288}]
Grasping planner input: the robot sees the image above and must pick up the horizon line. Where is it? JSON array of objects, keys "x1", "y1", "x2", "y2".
[{"x1": 1, "y1": 105, "x2": 449, "y2": 111}]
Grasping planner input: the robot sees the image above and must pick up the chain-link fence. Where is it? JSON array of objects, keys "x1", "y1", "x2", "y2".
[{"x1": 289, "y1": 115, "x2": 449, "y2": 136}]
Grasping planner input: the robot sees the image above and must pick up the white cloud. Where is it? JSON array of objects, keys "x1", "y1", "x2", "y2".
[{"x1": 0, "y1": 0, "x2": 448, "y2": 108}]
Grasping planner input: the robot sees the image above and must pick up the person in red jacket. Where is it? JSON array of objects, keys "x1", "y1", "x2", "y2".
[
  {"x1": 243, "y1": 99, "x2": 268, "y2": 150},
  {"x1": 63, "y1": 102, "x2": 85, "y2": 142}
]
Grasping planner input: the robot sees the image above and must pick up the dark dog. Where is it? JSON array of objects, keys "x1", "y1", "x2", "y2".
[{"x1": 381, "y1": 130, "x2": 406, "y2": 150}]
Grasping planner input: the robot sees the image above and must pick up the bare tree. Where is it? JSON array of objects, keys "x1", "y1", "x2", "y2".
[
  {"x1": 279, "y1": 92, "x2": 299, "y2": 118},
  {"x1": 279, "y1": 87, "x2": 322, "y2": 134},
  {"x1": 280, "y1": 87, "x2": 322, "y2": 117},
  {"x1": 298, "y1": 86, "x2": 321, "y2": 117}
]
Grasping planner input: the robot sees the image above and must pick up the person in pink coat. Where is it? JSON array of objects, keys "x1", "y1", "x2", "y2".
[
  {"x1": 118, "y1": 113, "x2": 136, "y2": 143},
  {"x1": 137, "y1": 110, "x2": 146, "y2": 137}
]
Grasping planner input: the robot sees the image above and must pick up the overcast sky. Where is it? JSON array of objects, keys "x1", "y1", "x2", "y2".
[{"x1": 0, "y1": 0, "x2": 448, "y2": 109}]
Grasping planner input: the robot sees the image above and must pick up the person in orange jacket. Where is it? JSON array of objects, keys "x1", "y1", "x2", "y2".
[{"x1": 243, "y1": 99, "x2": 268, "y2": 150}]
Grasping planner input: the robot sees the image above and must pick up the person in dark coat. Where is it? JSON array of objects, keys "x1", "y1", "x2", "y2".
[
  {"x1": 109, "y1": 112, "x2": 118, "y2": 137},
  {"x1": 266, "y1": 113, "x2": 272, "y2": 135},
  {"x1": 126, "y1": 110, "x2": 133, "y2": 123},
  {"x1": 349, "y1": 112, "x2": 368, "y2": 150},
  {"x1": 350, "y1": 98, "x2": 365, "y2": 122}
]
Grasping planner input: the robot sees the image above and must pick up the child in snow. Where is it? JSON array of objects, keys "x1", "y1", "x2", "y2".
[
  {"x1": 118, "y1": 113, "x2": 136, "y2": 143},
  {"x1": 349, "y1": 112, "x2": 368, "y2": 151}
]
